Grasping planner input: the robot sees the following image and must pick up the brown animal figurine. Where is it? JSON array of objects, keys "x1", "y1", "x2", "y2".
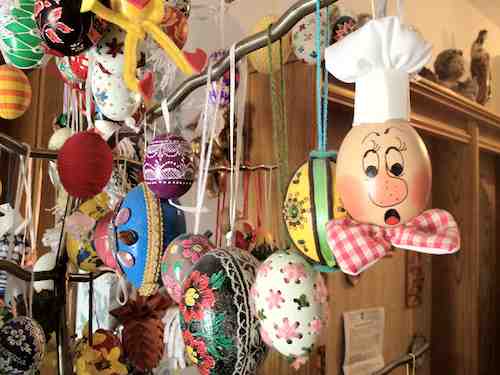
[{"x1": 471, "y1": 29, "x2": 492, "y2": 105}]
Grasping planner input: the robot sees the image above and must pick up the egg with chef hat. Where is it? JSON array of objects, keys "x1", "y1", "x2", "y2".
[{"x1": 324, "y1": 15, "x2": 461, "y2": 276}]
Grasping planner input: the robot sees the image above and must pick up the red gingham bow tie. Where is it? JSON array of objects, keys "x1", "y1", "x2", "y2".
[{"x1": 326, "y1": 209, "x2": 460, "y2": 275}]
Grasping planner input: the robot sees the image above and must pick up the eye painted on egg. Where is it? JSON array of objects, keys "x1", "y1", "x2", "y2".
[
  {"x1": 385, "y1": 147, "x2": 404, "y2": 177},
  {"x1": 363, "y1": 149, "x2": 379, "y2": 178}
]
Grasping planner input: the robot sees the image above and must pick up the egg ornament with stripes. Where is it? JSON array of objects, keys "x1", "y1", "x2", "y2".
[
  {"x1": 283, "y1": 152, "x2": 345, "y2": 271},
  {"x1": 0, "y1": 65, "x2": 32, "y2": 120}
]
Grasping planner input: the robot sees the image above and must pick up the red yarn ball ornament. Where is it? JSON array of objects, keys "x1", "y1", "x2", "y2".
[{"x1": 57, "y1": 132, "x2": 113, "y2": 199}]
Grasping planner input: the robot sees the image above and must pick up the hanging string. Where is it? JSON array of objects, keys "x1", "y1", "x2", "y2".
[
  {"x1": 314, "y1": 0, "x2": 330, "y2": 152},
  {"x1": 227, "y1": 43, "x2": 244, "y2": 246},
  {"x1": 161, "y1": 99, "x2": 171, "y2": 133}
]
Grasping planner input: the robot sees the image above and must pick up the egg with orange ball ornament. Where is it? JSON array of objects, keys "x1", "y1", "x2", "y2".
[{"x1": 335, "y1": 119, "x2": 431, "y2": 227}]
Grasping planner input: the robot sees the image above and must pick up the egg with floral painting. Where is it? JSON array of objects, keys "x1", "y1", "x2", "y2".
[
  {"x1": 160, "y1": 233, "x2": 215, "y2": 304},
  {"x1": 0, "y1": 316, "x2": 46, "y2": 374},
  {"x1": 180, "y1": 247, "x2": 267, "y2": 375},
  {"x1": 251, "y1": 250, "x2": 327, "y2": 363}
]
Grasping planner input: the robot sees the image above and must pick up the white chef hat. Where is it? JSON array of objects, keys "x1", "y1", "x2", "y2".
[{"x1": 325, "y1": 16, "x2": 432, "y2": 125}]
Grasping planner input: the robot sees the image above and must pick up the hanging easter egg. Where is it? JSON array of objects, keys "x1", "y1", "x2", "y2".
[
  {"x1": 335, "y1": 120, "x2": 431, "y2": 227},
  {"x1": 208, "y1": 50, "x2": 240, "y2": 107},
  {"x1": 283, "y1": 153, "x2": 344, "y2": 270},
  {"x1": 0, "y1": 65, "x2": 32, "y2": 120},
  {"x1": 55, "y1": 56, "x2": 83, "y2": 89},
  {"x1": 143, "y1": 134, "x2": 195, "y2": 200},
  {"x1": 48, "y1": 127, "x2": 72, "y2": 150},
  {"x1": 0, "y1": 303, "x2": 13, "y2": 330},
  {"x1": 57, "y1": 131, "x2": 113, "y2": 199},
  {"x1": 69, "y1": 52, "x2": 89, "y2": 81},
  {"x1": 93, "y1": 211, "x2": 119, "y2": 271},
  {"x1": 34, "y1": 0, "x2": 106, "y2": 56},
  {"x1": 91, "y1": 60, "x2": 142, "y2": 122},
  {"x1": 251, "y1": 250, "x2": 327, "y2": 363},
  {"x1": 161, "y1": 233, "x2": 215, "y2": 303},
  {"x1": 180, "y1": 247, "x2": 267, "y2": 375},
  {"x1": 248, "y1": 16, "x2": 292, "y2": 74},
  {"x1": 66, "y1": 192, "x2": 112, "y2": 272},
  {"x1": 33, "y1": 253, "x2": 57, "y2": 292},
  {"x1": 161, "y1": 5, "x2": 189, "y2": 49},
  {"x1": 0, "y1": 316, "x2": 46, "y2": 375},
  {"x1": 114, "y1": 184, "x2": 186, "y2": 296},
  {"x1": 291, "y1": 10, "x2": 331, "y2": 65},
  {"x1": 0, "y1": 0, "x2": 48, "y2": 69}
]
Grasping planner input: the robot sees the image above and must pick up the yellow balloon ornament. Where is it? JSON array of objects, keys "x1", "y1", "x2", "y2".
[{"x1": 80, "y1": 0, "x2": 194, "y2": 93}]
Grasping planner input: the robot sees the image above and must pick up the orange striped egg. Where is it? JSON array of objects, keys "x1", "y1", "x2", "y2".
[{"x1": 0, "y1": 65, "x2": 32, "y2": 120}]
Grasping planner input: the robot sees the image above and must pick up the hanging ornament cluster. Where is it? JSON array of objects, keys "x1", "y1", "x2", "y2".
[
  {"x1": 324, "y1": 11, "x2": 461, "y2": 275},
  {"x1": 143, "y1": 133, "x2": 195, "y2": 200},
  {"x1": 0, "y1": 65, "x2": 32, "y2": 120}
]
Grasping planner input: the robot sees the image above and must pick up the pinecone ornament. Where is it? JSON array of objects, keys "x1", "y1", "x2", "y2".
[{"x1": 111, "y1": 293, "x2": 172, "y2": 372}]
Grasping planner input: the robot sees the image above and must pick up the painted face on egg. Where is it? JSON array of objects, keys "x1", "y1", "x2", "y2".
[{"x1": 336, "y1": 120, "x2": 431, "y2": 227}]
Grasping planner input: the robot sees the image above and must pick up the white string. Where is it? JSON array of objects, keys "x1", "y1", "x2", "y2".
[
  {"x1": 161, "y1": 99, "x2": 171, "y2": 133},
  {"x1": 397, "y1": 0, "x2": 405, "y2": 22},
  {"x1": 227, "y1": 43, "x2": 244, "y2": 246},
  {"x1": 85, "y1": 50, "x2": 95, "y2": 129},
  {"x1": 115, "y1": 271, "x2": 129, "y2": 306},
  {"x1": 194, "y1": 63, "x2": 221, "y2": 234}
]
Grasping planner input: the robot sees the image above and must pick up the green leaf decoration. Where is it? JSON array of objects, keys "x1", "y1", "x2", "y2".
[
  {"x1": 209, "y1": 271, "x2": 226, "y2": 290},
  {"x1": 257, "y1": 309, "x2": 267, "y2": 320},
  {"x1": 293, "y1": 294, "x2": 310, "y2": 310}
]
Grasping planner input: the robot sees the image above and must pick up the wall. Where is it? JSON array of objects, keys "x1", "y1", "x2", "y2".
[{"x1": 227, "y1": 0, "x2": 500, "y2": 112}]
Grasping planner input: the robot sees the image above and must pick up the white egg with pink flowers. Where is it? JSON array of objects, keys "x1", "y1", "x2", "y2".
[{"x1": 251, "y1": 250, "x2": 327, "y2": 363}]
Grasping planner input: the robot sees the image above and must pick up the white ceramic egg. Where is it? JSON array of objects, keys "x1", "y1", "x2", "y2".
[
  {"x1": 91, "y1": 62, "x2": 142, "y2": 122},
  {"x1": 33, "y1": 253, "x2": 57, "y2": 292},
  {"x1": 251, "y1": 250, "x2": 327, "y2": 361}
]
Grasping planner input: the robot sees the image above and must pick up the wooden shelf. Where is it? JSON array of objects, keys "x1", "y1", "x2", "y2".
[{"x1": 328, "y1": 77, "x2": 500, "y2": 153}]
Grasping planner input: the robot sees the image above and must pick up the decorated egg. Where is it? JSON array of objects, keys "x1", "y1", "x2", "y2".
[
  {"x1": 69, "y1": 52, "x2": 89, "y2": 81},
  {"x1": 0, "y1": 65, "x2": 32, "y2": 120},
  {"x1": 335, "y1": 120, "x2": 431, "y2": 227},
  {"x1": 34, "y1": 0, "x2": 105, "y2": 56},
  {"x1": 248, "y1": 15, "x2": 292, "y2": 74},
  {"x1": 66, "y1": 192, "x2": 112, "y2": 272},
  {"x1": 48, "y1": 127, "x2": 72, "y2": 150},
  {"x1": 57, "y1": 131, "x2": 113, "y2": 199},
  {"x1": 283, "y1": 153, "x2": 344, "y2": 270},
  {"x1": 0, "y1": 303, "x2": 13, "y2": 330},
  {"x1": 93, "y1": 211, "x2": 119, "y2": 271},
  {"x1": 0, "y1": 316, "x2": 46, "y2": 374},
  {"x1": 291, "y1": 9, "x2": 331, "y2": 65},
  {"x1": 180, "y1": 247, "x2": 267, "y2": 375},
  {"x1": 143, "y1": 133, "x2": 195, "y2": 200},
  {"x1": 114, "y1": 184, "x2": 186, "y2": 296},
  {"x1": 161, "y1": 5, "x2": 188, "y2": 49},
  {"x1": 92, "y1": 61, "x2": 142, "y2": 122},
  {"x1": 160, "y1": 233, "x2": 215, "y2": 303},
  {"x1": 55, "y1": 56, "x2": 83, "y2": 89},
  {"x1": 0, "y1": 0, "x2": 48, "y2": 69},
  {"x1": 251, "y1": 250, "x2": 327, "y2": 362},
  {"x1": 208, "y1": 50, "x2": 240, "y2": 107},
  {"x1": 33, "y1": 253, "x2": 57, "y2": 292}
]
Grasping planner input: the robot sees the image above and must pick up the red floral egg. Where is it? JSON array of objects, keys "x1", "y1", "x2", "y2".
[{"x1": 160, "y1": 233, "x2": 214, "y2": 303}]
